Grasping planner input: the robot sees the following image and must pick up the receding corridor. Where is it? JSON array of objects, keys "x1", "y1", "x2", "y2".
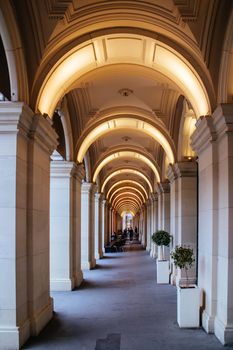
[{"x1": 23, "y1": 250, "x2": 232, "y2": 350}]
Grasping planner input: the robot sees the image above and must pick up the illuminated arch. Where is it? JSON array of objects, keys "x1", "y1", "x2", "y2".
[
  {"x1": 114, "y1": 196, "x2": 141, "y2": 207},
  {"x1": 36, "y1": 34, "x2": 210, "y2": 119},
  {"x1": 116, "y1": 201, "x2": 139, "y2": 212},
  {"x1": 92, "y1": 150, "x2": 160, "y2": 182},
  {"x1": 77, "y1": 112, "x2": 175, "y2": 164},
  {"x1": 101, "y1": 168, "x2": 153, "y2": 193},
  {"x1": 116, "y1": 201, "x2": 139, "y2": 213},
  {"x1": 109, "y1": 186, "x2": 146, "y2": 203},
  {"x1": 112, "y1": 192, "x2": 143, "y2": 207},
  {"x1": 106, "y1": 180, "x2": 149, "y2": 199}
]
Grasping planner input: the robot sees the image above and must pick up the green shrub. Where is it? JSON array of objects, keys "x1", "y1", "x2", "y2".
[
  {"x1": 151, "y1": 230, "x2": 171, "y2": 246},
  {"x1": 171, "y1": 245, "x2": 195, "y2": 286}
]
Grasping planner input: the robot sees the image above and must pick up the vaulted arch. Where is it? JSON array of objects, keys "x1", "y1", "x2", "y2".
[
  {"x1": 112, "y1": 192, "x2": 143, "y2": 207},
  {"x1": 36, "y1": 33, "x2": 211, "y2": 119},
  {"x1": 101, "y1": 167, "x2": 153, "y2": 193},
  {"x1": 92, "y1": 148, "x2": 161, "y2": 182},
  {"x1": 109, "y1": 186, "x2": 146, "y2": 203},
  {"x1": 106, "y1": 180, "x2": 149, "y2": 200},
  {"x1": 77, "y1": 110, "x2": 175, "y2": 165}
]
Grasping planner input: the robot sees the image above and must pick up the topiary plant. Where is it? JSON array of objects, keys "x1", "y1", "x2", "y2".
[
  {"x1": 170, "y1": 245, "x2": 195, "y2": 287},
  {"x1": 151, "y1": 230, "x2": 171, "y2": 260},
  {"x1": 151, "y1": 230, "x2": 171, "y2": 246}
]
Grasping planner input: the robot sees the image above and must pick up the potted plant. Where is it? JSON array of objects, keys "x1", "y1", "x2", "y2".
[
  {"x1": 171, "y1": 245, "x2": 200, "y2": 328},
  {"x1": 152, "y1": 230, "x2": 171, "y2": 260},
  {"x1": 152, "y1": 230, "x2": 171, "y2": 284}
]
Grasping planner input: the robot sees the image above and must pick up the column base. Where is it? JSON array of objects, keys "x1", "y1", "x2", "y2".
[
  {"x1": 74, "y1": 270, "x2": 83, "y2": 288},
  {"x1": 50, "y1": 277, "x2": 75, "y2": 291},
  {"x1": 0, "y1": 319, "x2": 30, "y2": 350},
  {"x1": 81, "y1": 259, "x2": 96, "y2": 270},
  {"x1": 215, "y1": 317, "x2": 233, "y2": 345},
  {"x1": 30, "y1": 297, "x2": 53, "y2": 336},
  {"x1": 202, "y1": 310, "x2": 215, "y2": 334},
  {"x1": 95, "y1": 251, "x2": 103, "y2": 260},
  {"x1": 146, "y1": 245, "x2": 151, "y2": 252}
]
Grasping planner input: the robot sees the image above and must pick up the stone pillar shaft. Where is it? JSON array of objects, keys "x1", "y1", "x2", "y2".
[
  {"x1": 0, "y1": 103, "x2": 32, "y2": 348},
  {"x1": 81, "y1": 182, "x2": 96, "y2": 270},
  {"x1": 95, "y1": 193, "x2": 103, "y2": 259},
  {"x1": 50, "y1": 159, "x2": 84, "y2": 291}
]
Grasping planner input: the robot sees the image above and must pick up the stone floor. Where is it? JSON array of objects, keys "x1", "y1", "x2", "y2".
[{"x1": 23, "y1": 250, "x2": 233, "y2": 350}]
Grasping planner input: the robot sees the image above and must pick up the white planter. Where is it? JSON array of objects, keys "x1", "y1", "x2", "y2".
[
  {"x1": 156, "y1": 260, "x2": 170, "y2": 284},
  {"x1": 177, "y1": 285, "x2": 200, "y2": 327}
]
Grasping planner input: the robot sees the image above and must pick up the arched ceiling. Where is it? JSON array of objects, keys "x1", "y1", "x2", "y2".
[{"x1": 4, "y1": 0, "x2": 231, "y2": 216}]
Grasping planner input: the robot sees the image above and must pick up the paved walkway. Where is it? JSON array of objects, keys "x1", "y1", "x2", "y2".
[{"x1": 24, "y1": 250, "x2": 233, "y2": 350}]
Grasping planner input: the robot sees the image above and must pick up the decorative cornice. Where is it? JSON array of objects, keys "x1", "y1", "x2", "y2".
[
  {"x1": 95, "y1": 192, "x2": 103, "y2": 201},
  {"x1": 29, "y1": 114, "x2": 58, "y2": 154},
  {"x1": 190, "y1": 115, "x2": 216, "y2": 155},
  {"x1": 158, "y1": 181, "x2": 170, "y2": 193},
  {"x1": 174, "y1": 161, "x2": 197, "y2": 178},
  {"x1": 50, "y1": 160, "x2": 76, "y2": 177},
  {"x1": 50, "y1": 160, "x2": 84, "y2": 181},
  {"x1": 45, "y1": 0, "x2": 71, "y2": 19},
  {"x1": 174, "y1": 0, "x2": 200, "y2": 22},
  {"x1": 81, "y1": 181, "x2": 96, "y2": 193},
  {"x1": 212, "y1": 103, "x2": 233, "y2": 139},
  {"x1": 167, "y1": 164, "x2": 177, "y2": 183},
  {"x1": 0, "y1": 102, "x2": 33, "y2": 137}
]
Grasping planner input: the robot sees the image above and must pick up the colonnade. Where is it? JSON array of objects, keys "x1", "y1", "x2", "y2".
[
  {"x1": 143, "y1": 105, "x2": 233, "y2": 345},
  {"x1": 0, "y1": 103, "x2": 233, "y2": 348}
]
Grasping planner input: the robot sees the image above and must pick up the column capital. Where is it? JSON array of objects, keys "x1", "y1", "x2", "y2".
[
  {"x1": 81, "y1": 181, "x2": 96, "y2": 193},
  {"x1": 150, "y1": 192, "x2": 158, "y2": 201},
  {"x1": 174, "y1": 161, "x2": 197, "y2": 178},
  {"x1": 167, "y1": 162, "x2": 197, "y2": 181},
  {"x1": 212, "y1": 103, "x2": 233, "y2": 138},
  {"x1": 191, "y1": 115, "x2": 216, "y2": 155},
  {"x1": 167, "y1": 164, "x2": 177, "y2": 183},
  {"x1": 30, "y1": 113, "x2": 58, "y2": 154},
  {"x1": 95, "y1": 192, "x2": 103, "y2": 201},
  {"x1": 73, "y1": 163, "x2": 85, "y2": 182},
  {"x1": 102, "y1": 199, "x2": 107, "y2": 206},
  {"x1": 50, "y1": 159, "x2": 85, "y2": 181},
  {"x1": 157, "y1": 181, "x2": 170, "y2": 194},
  {"x1": 0, "y1": 102, "x2": 32, "y2": 137}
]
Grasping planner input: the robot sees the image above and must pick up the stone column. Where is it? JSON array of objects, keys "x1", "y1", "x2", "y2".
[
  {"x1": 191, "y1": 115, "x2": 218, "y2": 334},
  {"x1": 111, "y1": 208, "x2": 115, "y2": 234},
  {"x1": 191, "y1": 105, "x2": 233, "y2": 345},
  {"x1": 116, "y1": 212, "x2": 122, "y2": 231},
  {"x1": 27, "y1": 113, "x2": 58, "y2": 336},
  {"x1": 157, "y1": 188, "x2": 163, "y2": 230},
  {"x1": 50, "y1": 155, "x2": 84, "y2": 291},
  {"x1": 141, "y1": 205, "x2": 147, "y2": 248},
  {"x1": 167, "y1": 162, "x2": 197, "y2": 285},
  {"x1": 73, "y1": 162, "x2": 85, "y2": 287},
  {"x1": 108, "y1": 205, "x2": 112, "y2": 241},
  {"x1": 167, "y1": 165, "x2": 179, "y2": 284},
  {"x1": 161, "y1": 183, "x2": 170, "y2": 233},
  {"x1": 81, "y1": 182, "x2": 96, "y2": 269},
  {"x1": 101, "y1": 199, "x2": 107, "y2": 249},
  {"x1": 176, "y1": 162, "x2": 197, "y2": 285},
  {"x1": 94, "y1": 193, "x2": 103, "y2": 260},
  {"x1": 0, "y1": 103, "x2": 32, "y2": 349},
  {"x1": 146, "y1": 199, "x2": 151, "y2": 251},
  {"x1": 213, "y1": 105, "x2": 233, "y2": 345}
]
